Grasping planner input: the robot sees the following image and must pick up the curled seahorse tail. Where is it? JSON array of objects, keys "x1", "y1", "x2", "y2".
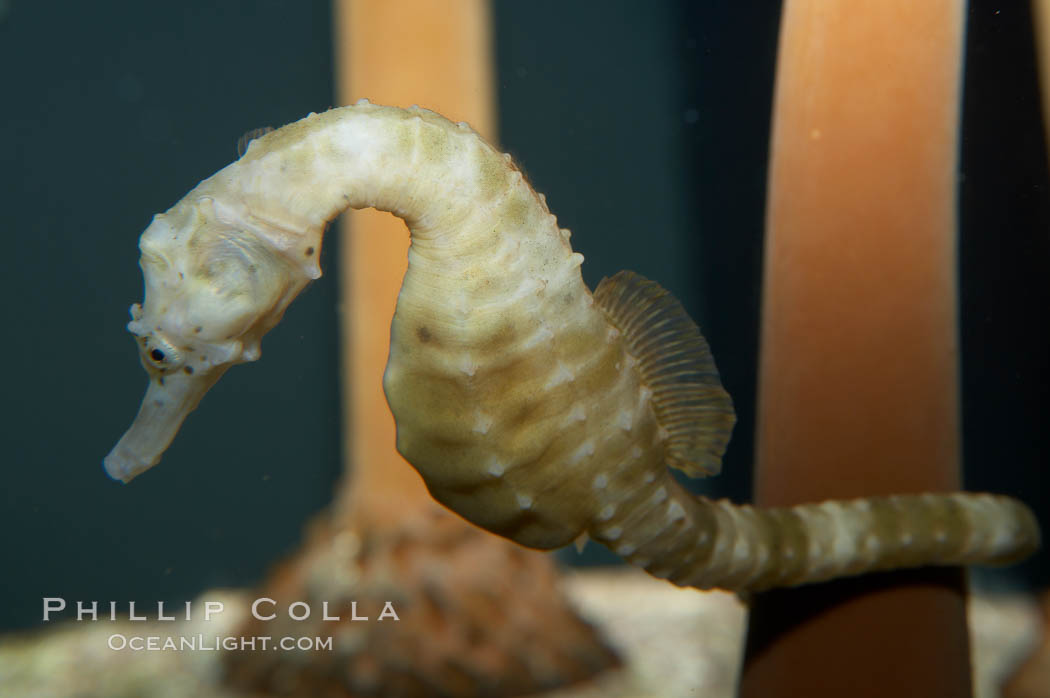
[{"x1": 597, "y1": 488, "x2": 1040, "y2": 593}]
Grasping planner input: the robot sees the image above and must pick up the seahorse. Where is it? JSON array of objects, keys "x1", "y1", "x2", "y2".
[{"x1": 104, "y1": 102, "x2": 1040, "y2": 592}]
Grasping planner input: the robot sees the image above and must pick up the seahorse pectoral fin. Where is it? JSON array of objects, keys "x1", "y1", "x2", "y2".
[
  {"x1": 104, "y1": 367, "x2": 228, "y2": 483},
  {"x1": 592, "y1": 270, "x2": 736, "y2": 477}
]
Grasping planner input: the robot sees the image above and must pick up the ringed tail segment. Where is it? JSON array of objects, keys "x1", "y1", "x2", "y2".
[{"x1": 598, "y1": 488, "x2": 1040, "y2": 593}]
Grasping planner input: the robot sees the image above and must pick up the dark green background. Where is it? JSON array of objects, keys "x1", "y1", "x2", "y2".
[{"x1": 0, "y1": 1, "x2": 1045, "y2": 631}]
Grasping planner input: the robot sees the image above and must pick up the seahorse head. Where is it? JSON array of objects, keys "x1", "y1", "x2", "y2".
[{"x1": 104, "y1": 192, "x2": 311, "y2": 482}]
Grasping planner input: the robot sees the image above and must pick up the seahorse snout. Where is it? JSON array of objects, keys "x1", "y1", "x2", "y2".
[{"x1": 104, "y1": 366, "x2": 227, "y2": 482}]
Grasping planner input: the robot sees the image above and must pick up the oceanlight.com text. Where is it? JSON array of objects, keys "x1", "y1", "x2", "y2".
[{"x1": 107, "y1": 634, "x2": 334, "y2": 652}]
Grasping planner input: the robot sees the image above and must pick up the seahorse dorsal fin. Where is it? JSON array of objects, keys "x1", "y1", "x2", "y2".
[
  {"x1": 593, "y1": 270, "x2": 736, "y2": 477},
  {"x1": 236, "y1": 126, "x2": 274, "y2": 158}
]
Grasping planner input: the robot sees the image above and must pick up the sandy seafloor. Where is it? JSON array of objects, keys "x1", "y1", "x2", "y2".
[{"x1": 0, "y1": 567, "x2": 1043, "y2": 698}]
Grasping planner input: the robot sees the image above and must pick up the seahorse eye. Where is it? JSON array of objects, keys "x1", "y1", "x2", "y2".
[{"x1": 143, "y1": 334, "x2": 182, "y2": 371}]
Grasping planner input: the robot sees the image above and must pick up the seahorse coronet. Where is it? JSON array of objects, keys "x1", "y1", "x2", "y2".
[{"x1": 105, "y1": 103, "x2": 1040, "y2": 592}]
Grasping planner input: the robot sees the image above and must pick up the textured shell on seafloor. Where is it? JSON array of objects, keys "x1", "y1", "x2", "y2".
[{"x1": 221, "y1": 505, "x2": 621, "y2": 697}]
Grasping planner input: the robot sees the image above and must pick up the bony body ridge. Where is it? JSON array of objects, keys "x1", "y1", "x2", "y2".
[{"x1": 106, "y1": 102, "x2": 1040, "y2": 593}]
